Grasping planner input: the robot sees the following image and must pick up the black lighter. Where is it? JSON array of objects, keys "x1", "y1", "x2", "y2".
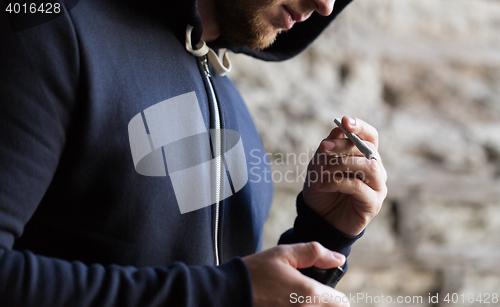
[{"x1": 321, "y1": 266, "x2": 345, "y2": 288}]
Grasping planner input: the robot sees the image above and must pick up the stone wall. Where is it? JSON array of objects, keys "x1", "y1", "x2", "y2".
[{"x1": 229, "y1": 0, "x2": 500, "y2": 306}]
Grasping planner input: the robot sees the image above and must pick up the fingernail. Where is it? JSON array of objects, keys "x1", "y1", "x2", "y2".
[
  {"x1": 346, "y1": 116, "x2": 356, "y2": 127},
  {"x1": 331, "y1": 251, "x2": 346, "y2": 262},
  {"x1": 323, "y1": 140, "x2": 335, "y2": 151}
]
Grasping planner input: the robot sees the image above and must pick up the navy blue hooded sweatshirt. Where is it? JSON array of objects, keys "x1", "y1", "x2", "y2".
[{"x1": 0, "y1": 0, "x2": 359, "y2": 306}]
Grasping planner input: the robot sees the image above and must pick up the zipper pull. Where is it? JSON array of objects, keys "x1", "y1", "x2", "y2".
[{"x1": 202, "y1": 55, "x2": 211, "y2": 78}]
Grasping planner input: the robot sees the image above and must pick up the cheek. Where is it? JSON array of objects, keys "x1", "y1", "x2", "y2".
[{"x1": 257, "y1": 5, "x2": 283, "y2": 30}]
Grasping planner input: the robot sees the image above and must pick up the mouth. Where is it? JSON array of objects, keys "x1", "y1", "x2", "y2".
[{"x1": 282, "y1": 5, "x2": 299, "y2": 30}]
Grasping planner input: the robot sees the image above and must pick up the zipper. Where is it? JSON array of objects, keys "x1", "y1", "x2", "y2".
[{"x1": 202, "y1": 55, "x2": 222, "y2": 267}]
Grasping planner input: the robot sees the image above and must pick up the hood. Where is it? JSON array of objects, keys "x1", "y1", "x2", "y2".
[
  {"x1": 134, "y1": 0, "x2": 352, "y2": 62},
  {"x1": 220, "y1": 0, "x2": 353, "y2": 62}
]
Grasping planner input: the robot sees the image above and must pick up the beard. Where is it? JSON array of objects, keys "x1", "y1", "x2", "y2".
[{"x1": 213, "y1": 0, "x2": 284, "y2": 50}]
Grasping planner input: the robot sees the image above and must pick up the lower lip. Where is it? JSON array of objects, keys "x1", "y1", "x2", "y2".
[{"x1": 282, "y1": 6, "x2": 295, "y2": 30}]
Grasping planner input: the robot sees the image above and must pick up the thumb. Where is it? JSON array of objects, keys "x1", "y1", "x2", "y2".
[
  {"x1": 341, "y1": 115, "x2": 379, "y2": 148},
  {"x1": 285, "y1": 242, "x2": 346, "y2": 270}
]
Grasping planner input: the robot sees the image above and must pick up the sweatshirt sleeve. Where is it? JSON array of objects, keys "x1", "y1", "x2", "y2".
[
  {"x1": 278, "y1": 192, "x2": 364, "y2": 281},
  {"x1": 0, "y1": 2, "x2": 80, "y2": 251},
  {"x1": 0, "y1": 5, "x2": 253, "y2": 307},
  {"x1": 0, "y1": 249, "x2": 252, "y2": 307}
]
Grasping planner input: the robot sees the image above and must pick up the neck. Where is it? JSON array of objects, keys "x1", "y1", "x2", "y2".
[{"x1": 197, "y1": 0, "x2": 220, "y2": 42}]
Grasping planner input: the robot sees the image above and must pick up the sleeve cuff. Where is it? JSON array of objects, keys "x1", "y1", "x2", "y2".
[
  {"x1": 278, "y1": 192, "x2": 364, "y2": 285},
  {"x1": 214, "y1": 258, "x2": 253, "y2": 307},
  {"x1": 279, "y1": 192, "x2": 364, "y2": 256}
]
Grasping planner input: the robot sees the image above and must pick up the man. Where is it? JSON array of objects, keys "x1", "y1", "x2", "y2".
[{"x1": 0, "y1": 0, "x2": 387, "y2": 306}]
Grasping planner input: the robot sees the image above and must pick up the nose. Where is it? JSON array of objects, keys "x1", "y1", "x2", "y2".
[{"x1": 312, "y1": 0, "x2": 335, "y2": 16}]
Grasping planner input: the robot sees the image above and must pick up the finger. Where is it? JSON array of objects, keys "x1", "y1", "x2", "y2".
[
  {"x1": 320, "y1": 128, "x2": 347, "y2": 157},
  {"x1": 314, "y1": 284, "x2": 351, "y2": 307},
  {"x1": 318, "y1": 140, "x2": 378, "y2": 166},
  {"x1": 316, "y1": 157, "x2": 387, "y2": 190},
  {"x1": 283, "y1": 242, "x2": 346, "y2": 270},
  {"x1": 319, "y1": 138, "x2": 359, "y2": 158},
  {"x1": 300, "y1": 281, "x2": 350, "y2": 307},
  {"x1": 314, "y1": 143, "x2": 384, "y2": 180},
  {"x1": 341, "y1": 116, "x2": 379, "y2": 148},
  {"x1": 325, "y1": 127, "x2": 344, "y2": 140},
  {"x1": 314, "y1": 176, "x2": 385, "y2": 213}
]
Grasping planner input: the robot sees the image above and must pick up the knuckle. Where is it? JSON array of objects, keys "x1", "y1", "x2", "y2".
[
  {"x1": 312, "y1": 180, "x2": 324, "y2": 192},
  {"x1": 316, "y1": 163, "x2": 328, "y2": 174},
  {"x1": 367, "y1": 160, "x2": 379, "y2": 174},
  {"x1": 333, "y1": 177, "x2": 343, "y2": 189},
  {"x1": 343, "y1": 139, "x2": 355, "y2": 150},
  {"x1": 383, "y1": 168, "x2": 388, "y2": 183},
  {"x1": 364, "y1": 122, "x2": 378, "y2": 138},
  {"x1": 302, "y1": 283, "x2": 319, "y2": 298},
  {"x1": 274, "y1": 245, "x2": 290, "y2": 254},
  {"x1": 353, "y1": 179, "x2": 364, "y2": 192},
  {"x1": 381, "y1": 184, "x2": 388, "y2": 199},
  {"x1": 273, "y1": 245, "x2": 288, "y2": 256},
  {"x1": 308, "y1": 241, "x2": 323, "y2": 256}
]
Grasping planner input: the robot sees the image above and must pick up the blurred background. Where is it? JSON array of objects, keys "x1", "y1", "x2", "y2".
[{"x1": 230, "y1": 0, "x2": 500, "y2": 306}]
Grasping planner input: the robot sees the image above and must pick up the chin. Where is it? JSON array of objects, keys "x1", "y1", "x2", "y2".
[
  {"x1": 248, "y1": 26, "x2": 282, "y2": 50},
  {"x1": 221, "y1": 30, "x2": 277, "y2": 50}
]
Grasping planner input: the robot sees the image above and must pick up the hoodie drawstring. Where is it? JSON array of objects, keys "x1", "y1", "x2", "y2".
[{"x1": 185, "y1": 25, "x2": 231, "y2": 77}]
